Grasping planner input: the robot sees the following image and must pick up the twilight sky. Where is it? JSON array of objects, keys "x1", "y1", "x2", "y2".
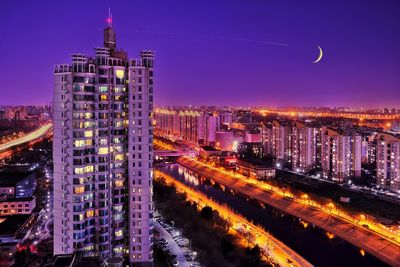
[{"x1": 0, "y1": 0, "x2": 399, "y2": 107}]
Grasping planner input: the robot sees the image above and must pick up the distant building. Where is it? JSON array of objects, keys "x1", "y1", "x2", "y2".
[
  {"x1": 218, "y1": 110, "x2": 233, "y2": 125},
  {"x1": 391, "y1": 122, "x2": 400, "y2": 132},
  {"x1": 0, "y1": 171, "x2": 36, "y2": 216},
  {"x1": 260, "y1": 122, "x2": 272, "y2": 155},
  {"x1": 4, "y1": 107, "x2": 28, "y2": 120},
  {"x1": 271, "y1": 121, "x2": 289, "y2": 162},
  {"x1": 237, "y1": 142, "x2": 264, "y2": 159},
  {"x1": 245, "y1": 133, "x2": 261, "y2": 143},
  {"x1": 320, "y1": 128, "x2": 361, "y2": 182},
  {"x1": 376, "y1": 133, "x2": 400, "y2": 192},
  {"x1": 215, "y1": 131, "x2": 242, "y2": 151},
  {"x1": 236, "y1": 159, "x2": 276, "y2": 180},
  {"x1": 291, "y1": 121, "x2": 318, "y2": 173},
  {"x1": 154, "y1": 108, "x2": 219, "y2": 146}
]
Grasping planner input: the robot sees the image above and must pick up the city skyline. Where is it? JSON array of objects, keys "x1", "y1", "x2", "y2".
[{"x1": 1, "y1": 0, "x2": 400, "y2": 107}]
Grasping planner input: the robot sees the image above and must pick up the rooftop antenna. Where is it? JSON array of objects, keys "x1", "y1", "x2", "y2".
[{"x1": 107, "y1": 7, "x2": 112, "y2": 27}]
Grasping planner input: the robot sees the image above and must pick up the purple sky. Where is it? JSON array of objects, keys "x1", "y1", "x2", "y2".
[{"x1": 1, "y1": 0, "x2": 399, "y2": 107}]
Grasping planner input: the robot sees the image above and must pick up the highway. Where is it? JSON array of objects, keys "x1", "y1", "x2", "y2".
[
  {"x1": 0, "y1": 123, "x2": 52, "y2": 153},
  {"x1": 177, "y1": 157, "x2": 400, "y2": 267},
  {"x1": 156, "y1": 170, "x2": 313, "y2": 267},
  {"x1": 257, "y1": 109, "x2": 400, "y2": 121}
]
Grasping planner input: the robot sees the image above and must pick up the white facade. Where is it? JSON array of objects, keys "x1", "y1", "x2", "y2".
[
  {"x1": 53, "y1": 25, "x2": 154, "y2": 266},
  {"x1": 376, "y1": 133, "x2": 400, "y2": 192},
  {"x1": 291, "y1": 122, "x2": 317, "y2": 173},
  {"x1": 321, "y1": 128, "x2": 351, "y2": 182},
  {"x1": 271, "y1": 121, "x2": 287, "y2": 161}
]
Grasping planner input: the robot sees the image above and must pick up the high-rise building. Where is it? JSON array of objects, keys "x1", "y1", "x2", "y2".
[
  {"x1": 321, "y1": 128, "x2": 351, "y2": 182},
  {"x1": 154, "y1": 108, "x2": 218, "y2": 146},
  {"x1": 53, "y1": 21, "x2": 154, "y2": 266},
  {"x1": 376, "y1": 133, "x2": 400, "y2": 192},
  {"x1": 291, "y1": 122, "x2": 318, "y2": 173},
  {"x1": 320, "y1": 128, "x2": 361, "y2": 182},
  {"x1": 351, "y1": 134, "x2": 362, "y2": 177},
  {"x1": 260, "y1": 122, "x2": 272, "y2": 155},
  {"x1": 271, "y1": 121, "x2": 291, "y2": 163}
]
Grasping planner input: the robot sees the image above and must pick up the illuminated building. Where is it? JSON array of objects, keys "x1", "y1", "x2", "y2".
[
  {"x1": 154, "y1": 108, "x2": 218, "y2": 146},
  {"x1": 236, "y1": 159, "x2": 276, "y2": 180},
  {"x1": 351, "y1": 134, "x2": 362, "y2": 177},
  {"x1": 4, "y1": 106, "x2": 28, "y2": 120},
  {"x1": 320, "y1": 128, "x2": 361, "y2": 182},
  {"x1": 237, "y1": 142, "x2": 264, "y2": 159},
  {"x1": 271, "y1": 121, "x2": 291, "y2": 162},
  {"x1": 260, "y1": 122, "x2": 272, "y2": 154},
  {"x1": 0, "y1": 171, "x2": 36, "y2": 216},
  {"x1": 376, "y1": 133, "x2": 400, "y2": 192},
  {"x1": 291, "y1": 122, "x2": 318, "y2": 173},
  {"x1": 218, "y1": 110, "x2": 233, "y2": 124},
  {"x1": 215, "y1": 131, "x2": 242, "y2": 151},
  {"x1": 53, "y1": 21, "x2": 154, "y2": 265}
]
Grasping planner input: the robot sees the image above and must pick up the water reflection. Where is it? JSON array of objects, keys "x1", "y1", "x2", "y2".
[{"x1": 157, "y1": 164, "x2": 389, "y2": 267}]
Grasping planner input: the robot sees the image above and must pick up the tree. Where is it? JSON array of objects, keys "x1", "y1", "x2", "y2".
[
  {"x1": 220, "y1": 238, "x2": 234, "y2": 257},
  {"x1": 200, "y1": 206, "x2": 213, "y2": 220}
]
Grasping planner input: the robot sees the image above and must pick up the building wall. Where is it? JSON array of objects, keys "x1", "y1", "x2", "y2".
[
  {"x1": 376, "y1": 134, "x2": 400, "y2": 192},
  {"x1": 53, "y1": 30, "x2": 153, "y2": 265},
  {"x1": 0, "y1": 198, "x2": 35, "y2": 216}
]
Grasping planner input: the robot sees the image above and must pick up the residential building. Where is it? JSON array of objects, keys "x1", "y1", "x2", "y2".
[
  {"x1": 0, "y1": 171, "x2": 36, "y2": 216},
  {"x1": 291, "y1": 121, "x2": 317, "y2": 173},
  {"x1": 53, "y1": 21, "x2": 154, "y2": 265},
  {"x1": 376, "y1": 133, "x2": 400, "y2": 192}
]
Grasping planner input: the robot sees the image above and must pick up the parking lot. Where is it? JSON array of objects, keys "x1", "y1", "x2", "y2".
[{"x1": 154, "y1": 213, "x2": 201, "y2": 267}]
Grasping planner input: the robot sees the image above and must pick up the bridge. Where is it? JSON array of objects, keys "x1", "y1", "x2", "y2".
[{"x1": 154, "y1": 149, "x2": 195, "y2": 157}]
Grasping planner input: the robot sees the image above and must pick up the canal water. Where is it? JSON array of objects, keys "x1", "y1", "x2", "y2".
[{"x1": 158, "y1": 164, "x2": 389, "y2": 267}]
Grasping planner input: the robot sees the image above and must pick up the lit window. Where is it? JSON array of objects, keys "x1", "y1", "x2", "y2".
[
  {"x1": 115, "y1": 154, "x2": 124, "y2": 161},
  {"x1": 115, "y1": 229, "x2": 123, "y2": 237},
  {"x1": 74, "y1": 140, "x2": 85, "y2": 147},
  {"x1": 74, "y1": 186, "x2": 84, "y2": 194},
  {"x1": 99, "y1": 86, "x2": 108, "y2": 92},
  {"x1": 116, "y1": 70, "x2": 124, "y2": 79},
  {"x1": 86, "y1": 210, "x2": 94, "y2": 218},
  {"x1": 84, "y1": 130, "x2": 93, "y2": 137},
  {"x1": 99, "y1": 147, "x2": 109, "y2": 154},
  {"x1": 74, "y1": 168, "x2": 84, "y2": 175},
  {"x1": 84, "y1": 165, "x2": 94, "y2": 173}
]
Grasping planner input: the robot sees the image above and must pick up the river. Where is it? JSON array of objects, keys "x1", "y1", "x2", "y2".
[{"x1": 157, "y1": 163, "x2": 388, "y2": 267}]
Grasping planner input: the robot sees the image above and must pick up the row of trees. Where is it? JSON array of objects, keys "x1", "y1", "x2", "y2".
[{"x1": 153, "y1": 179, "x2": 270, "y2": 267}]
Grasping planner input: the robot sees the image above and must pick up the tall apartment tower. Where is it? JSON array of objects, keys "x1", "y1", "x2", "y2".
[
  {"x1": 291, "y1": 122, "x2": 317, "y2": 173},
  {"x1": 271, "y1": 121, "x2": 287, "y2": 162},
  {"x1": 376, "y1": 133, "x2": 400, "y2": 192},
  {"x1": 53, "y1": 22, "x2": 154, "y2": 266},
  {"x1": 321, "y1": 128, "x2": 352, "y2": 182},
  {"x1": 320, "y1": 128, "x2": 361, "y2": 183}
]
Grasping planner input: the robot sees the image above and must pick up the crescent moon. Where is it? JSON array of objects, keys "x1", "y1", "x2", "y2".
[{"x1": 313, "y1": 45, "x2": 323, "y2": 64}]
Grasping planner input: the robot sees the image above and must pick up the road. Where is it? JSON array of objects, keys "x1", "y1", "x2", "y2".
[
  {"x1": 177, "y1": 157, "x2": 400, "y2": 267},
  {"x1": 0, "y1": 123, "x2": 52, "y2": 153},
  {"x1": 156, "y1": 170, "x2": 313, "y2": 267},
  {"x1": 154, "y1": 220, "x2": 191, "y2": 267}
]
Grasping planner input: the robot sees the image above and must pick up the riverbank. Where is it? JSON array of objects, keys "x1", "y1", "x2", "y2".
[
  {"x1": 153, "y1": 177, "x2": 271, "y2": 267},
  {"x1": 175, "y1": 158, "x2": 399, "y2": 266}
]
